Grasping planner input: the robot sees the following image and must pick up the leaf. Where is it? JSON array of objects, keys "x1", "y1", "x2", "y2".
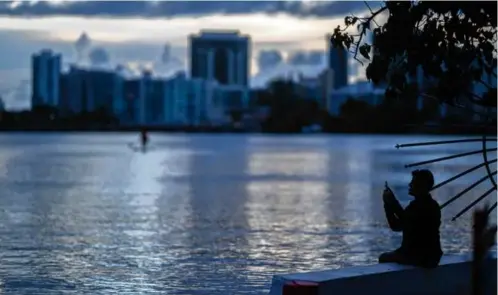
[
  {"x1": 359, "y1": 44, "x2": 372, "y2": 60},
  {"x1": 330, "y1": 0, "x2": 497, "y2": 115}
]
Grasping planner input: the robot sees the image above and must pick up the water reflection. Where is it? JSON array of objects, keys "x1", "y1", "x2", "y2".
[
  {"x1": 341, "y1": 145, "x2": 374, "y2": 265},
  {"x1": 181, "y1": 136, "x2": 252, "y2": 294},
  {"x1": 0, "y1": 134, "x2": 494, "y2": 294},
  {"x1": 245, "y1": 137, "x2": 332, "y2": 276}
]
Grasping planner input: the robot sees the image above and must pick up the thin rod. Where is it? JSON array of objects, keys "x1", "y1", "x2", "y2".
[
  {"x1": 432, "y1": 159, "x2": 498, "y2": 191},
  {"x1": 482, "y1": 135, "x2": 497, "y2": 190},
  {"x1": 440, "y1": 171, "x2": 498, "y2": 209},
  {"x1": 451, "y1": 187, "x2": 497, "y2": 221},
  {"x1": 487, "y1": 202, "x2": 497, "y2": 215},
  {"x1": 396, "y1": 138, "x2": 497, "y2": 149},
  {"x1": 405, "y1": 148, "x2": 497, "y2": 168}
]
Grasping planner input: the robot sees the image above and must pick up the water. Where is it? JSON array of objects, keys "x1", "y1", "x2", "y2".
[{"x1": 0, "y1": 133, "x2": 495, "y2": 294}]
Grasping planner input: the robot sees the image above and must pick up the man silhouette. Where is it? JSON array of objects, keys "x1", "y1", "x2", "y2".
[{"x1": 379, "y1": 169, "x2": 443, "y2": 268}]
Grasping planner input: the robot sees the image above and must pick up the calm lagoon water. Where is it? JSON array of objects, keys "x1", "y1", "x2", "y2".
[{"x1": 0, "y1": 133, "x2": 495, "y2": 294}]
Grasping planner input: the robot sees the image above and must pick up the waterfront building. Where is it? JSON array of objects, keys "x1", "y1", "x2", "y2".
[
  {"x1": 58, "y1": 72, "x2": 70, "y2": 116},
  {"x1": 61, "y1": 66, "x2": 124, "y2": 116},
  {"x1": 215, "y1": 84, "x2": 250, "y2": 113},
  {"x1": 145, "y1": 78, "x2": 167, "y2": 126},
  {"x1": 164, "y1": 72, "x2": 189, "y2": 125},
  {"x1": 58, "y1": 66, "x2": 86, "y2": 115},
  {"x1": 164, "y1": 72, "x2": 229, "y2": 126},
  {"x1": 326, "y1": 34, "x2": 349, "y2": 89},
  {"x1": 85, "y1": 68, "x2": 124, "y2": 115},
  {"x1": 189, "y1": 30, "x2": 251, "y2": 87},
  {"x1": 121, "y1": 70, "x2": 166, "y2": 126},
  {"x1": 122, "y1": 78, "x2": 142, "y2": 125},
  {"x1": 31, "y1": 49, "x2": 61, "y2": 108},
  {"x1": 319, "y1": 68, "x2": 335, "y2": 111}
]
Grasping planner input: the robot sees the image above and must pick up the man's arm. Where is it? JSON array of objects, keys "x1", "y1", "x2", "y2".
[
  {"x1": 389, "y1": 195, "x2": 404, "y2": 218},
  {"x1": 383, "y1": 192, "x2": 404, "y2": 232}
]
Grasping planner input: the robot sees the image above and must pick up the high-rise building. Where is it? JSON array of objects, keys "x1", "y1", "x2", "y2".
[
  {"x1": 83, "y1": 68, "x2": 123, "y2": 114},
  {"x1": 122, "y1": 78, "x2": 142, "y2": 125},
  {"x1": 319, "y1": 68, "x2": 334, "y2": 110},
  {"x1": 189, "y1": 30, "x2": 250, "y2": 87},
  {"x1": 141, "y1": 70, "x2": 167, "y2": 125},
  {"x1": 164, "y1": 72, "x2": 189, "y2": 125},
  {"x1": 326, "y1": 34, "x2": 349, "y2": 90},
  {"x1": 31, "y1": 49, "x2": 61, "y2": 108},
  {"x1": 61, "y1": 66, "x2": 123, "y2": 116},
  {"x1": 58, "y1": 72, "x2": 70, "y2": 115}
]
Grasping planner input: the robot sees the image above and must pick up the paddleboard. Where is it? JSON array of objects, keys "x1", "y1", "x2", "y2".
[{"x1": 127, "y1": 143, "x2": 156, "y2": 153}]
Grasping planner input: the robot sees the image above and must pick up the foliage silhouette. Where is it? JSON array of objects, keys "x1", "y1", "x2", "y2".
[
  {"x1": 330, "y1": 1, "x2": 497, "y2": 115},
  {"x1": 257, "y1": 79, "x2": 331, "y2": 133}
]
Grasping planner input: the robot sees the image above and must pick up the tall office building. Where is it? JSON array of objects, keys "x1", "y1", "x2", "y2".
[
  {"x1": 31, "y1": 49, "x2": 61, "y2": 108},
  {"x1": 61, "y1": 66, "x2": 123, "y2": 116},
  {"x1": 58, "y1": 72, "x2": 70, "y2": 115},
  {"x1": 326, "y1": 34, "x2": 349, "y2": 90},
  {"x1": 189, "y1": 30, "x2": 250, "y2": 87}
]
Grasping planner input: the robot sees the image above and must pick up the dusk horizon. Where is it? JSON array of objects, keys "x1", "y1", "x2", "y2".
[{"x1": 0, "y1": 0, "x2": 382, "y2": 109}]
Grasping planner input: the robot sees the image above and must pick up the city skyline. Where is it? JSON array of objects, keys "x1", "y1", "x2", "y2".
[{"x1": 0, "y1": 1, "x2": 384, "y2": 109}]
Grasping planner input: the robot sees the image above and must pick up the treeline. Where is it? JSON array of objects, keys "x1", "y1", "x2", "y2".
[
  {"x1": 0, "y1": 105, "x2": 118, "y2": 130},
  {"x1": 0, "y1": 79, "x2": 494, "y2": 134},
  {"x1": 253, "y1": 80, "x2": 495, "y2": 134}
]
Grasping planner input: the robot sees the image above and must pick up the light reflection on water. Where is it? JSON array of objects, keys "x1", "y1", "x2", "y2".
[{"x1": 0, "y1": 133, "x2": 495, "y2": 294}]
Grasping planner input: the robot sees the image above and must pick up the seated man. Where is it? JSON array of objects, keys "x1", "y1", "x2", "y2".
[{"x1": 379, "y1": 169, "x2": 443, "y2": 268}]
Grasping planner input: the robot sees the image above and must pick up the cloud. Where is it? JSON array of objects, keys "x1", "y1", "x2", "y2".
[
  {"x1": 251, "y1": 63, "x2": 326, "y2": 89},
  {"x1": 0, "y1": 78, "x2": 30, "y2": 110},
  {"x1": 287, "y1": 50, "x2": 324, "y2": 66},
  {"x1": 257, "y1": 50, "x2": 283, "y2": 71},
  {"x1": 0, "y1": 1, "x2": 372, "y2": 19},
  {"x1": 160, "y1": 43, "x2": 171, "y2": 64},
  {"x1": 88, "y1": 47, "x2": 110, "y2": 66},
  {"x1": 252, "y1": 48, "x2": 327, "y2": 88},
  {"x1": 74, "y1": 31, "x2": 91, "y2": 61}
]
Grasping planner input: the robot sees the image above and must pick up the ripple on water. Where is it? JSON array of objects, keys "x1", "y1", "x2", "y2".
[{"x1": 0, "y1": 134, "x2": 493, "y2": 294}]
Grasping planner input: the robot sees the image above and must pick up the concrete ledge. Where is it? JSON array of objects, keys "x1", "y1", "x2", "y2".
[{"x1": 268, "y1": 254, "x2": 497, "y2": 295}]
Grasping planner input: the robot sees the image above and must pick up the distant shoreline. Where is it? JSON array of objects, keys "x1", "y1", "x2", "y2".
[{"x1": 0, "y1": 125, "x2": 495, "y2": 137}]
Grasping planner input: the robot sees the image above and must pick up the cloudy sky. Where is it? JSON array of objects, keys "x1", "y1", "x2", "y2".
[{"x1": 0, "y1": 0, "x2": 381, "y2": 109}]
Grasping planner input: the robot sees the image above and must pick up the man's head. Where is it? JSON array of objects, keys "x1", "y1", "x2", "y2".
[{"x1": 409, "y1": 169, "x2": 434, "y2": 197}]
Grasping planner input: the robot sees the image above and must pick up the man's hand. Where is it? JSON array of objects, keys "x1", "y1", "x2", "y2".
[
  {"x1": 383, "y1": 189, "x2": 394, "y2": 204},
  {"x1": 383, "y1": 182, "x2": 396, "y2": 204}
]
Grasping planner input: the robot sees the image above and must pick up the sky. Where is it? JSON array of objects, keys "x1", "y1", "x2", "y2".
[{"x1": 0, "y1": 0, "x2": 382, "y2": 110}]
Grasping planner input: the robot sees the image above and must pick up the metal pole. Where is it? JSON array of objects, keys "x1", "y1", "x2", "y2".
[
  {"x1": 486, "y1": 202, "x2": 497, "y2": 215},
  {"x1": 481, "y1": 135, "x2": 497, "y2": 189},
  {"x1": 432, "y1": 159, "x2": 498, "y2": 191},
  {"x1": 405, "y1": 148, "x2": 497, "y2": 168},
  {"x1": 440, "y1": 171, "x2": 497, "y2": 209},
  {"x1": 396, "y1": 138, "x2": 497, "y2": 149},
  {"x1": 452, "y1": 187, "x2": 496, "y2": 221}
]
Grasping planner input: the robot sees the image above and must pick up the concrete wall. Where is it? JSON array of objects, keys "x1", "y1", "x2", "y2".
[{"x1": 268, "y1": 254, "x2": 497, "y2": 295}]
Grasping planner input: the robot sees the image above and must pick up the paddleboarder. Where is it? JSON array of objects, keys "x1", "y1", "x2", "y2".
[{"x1": 140, "y1": 128, "x2": 149, "y2": 150}]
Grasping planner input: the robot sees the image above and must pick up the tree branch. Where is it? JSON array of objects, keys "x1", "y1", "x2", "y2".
[
  {"x1": 350, "y1": 3, "x2": 388, "y2": 64},
  {"x1": 364, "y1": 1, "x2": 380, "y2": 28}
]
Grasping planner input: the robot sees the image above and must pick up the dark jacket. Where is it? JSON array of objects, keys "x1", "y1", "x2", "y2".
[{"x1": 384, "y1": 195, "x2": 443, "y2": 267}]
